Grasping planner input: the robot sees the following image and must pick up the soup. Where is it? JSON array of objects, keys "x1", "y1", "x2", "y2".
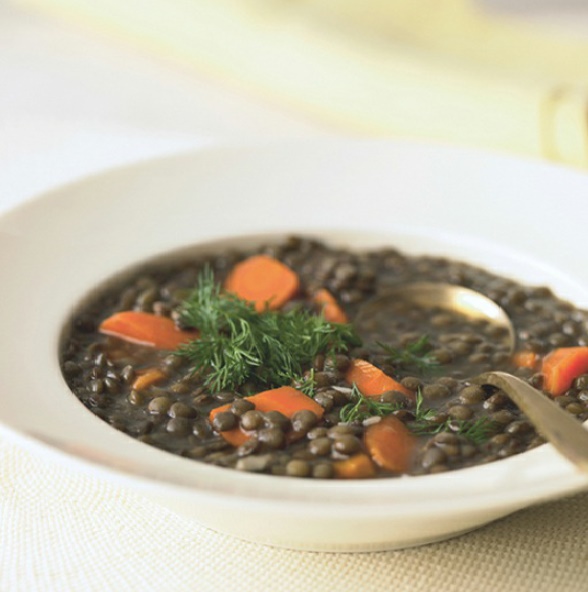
[{"x1": 60, "y1": 236, "x2": 588, "y2": 478}]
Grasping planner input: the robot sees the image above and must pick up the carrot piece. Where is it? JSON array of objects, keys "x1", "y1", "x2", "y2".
[
  {"x1": 224, "y1": 255, "x2": 300, "y2": 312},
  {"x1": 345, "y1": 359, "x2": 413, "y2": 399},
  {"x1": 313, "y1": 288, "x2": 348, "y2": 323},
  {"x1": 243, "y1": 385, "x2": 325, "y2": 417},
  {"x1": 210, "y1": 386, "x2": 324, "y2": 422},
  {"x1": 541, "y1": 346, "x2": 588, "y2": 397},
  {"x1": 99, "y1": 311, "x2": 198, "y2": 350},
  {"x1": 209, "y1": 386, "x2": 324, "y2": 446},
  {"x1": 333, "y1": 453, "x2": 377, "y2": 479},
  {"x1": 512, "y1": 350, "x2": 540, "y2": 370},
  {"x1": 132, "y1": 368, "x2": 167, "y2": 391},
  {"x1": 364, "y1": 416, "x2": 416, "y2": 474}
]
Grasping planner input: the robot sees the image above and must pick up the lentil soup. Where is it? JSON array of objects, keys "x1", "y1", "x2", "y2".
[{"x1": 60, "y1": 236, "x2": 588, "y2": 479}]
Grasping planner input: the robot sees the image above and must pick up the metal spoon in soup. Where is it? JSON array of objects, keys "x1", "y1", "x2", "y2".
[{"x1": 356, "y1": 282, "x2": 588, "y2": 474}]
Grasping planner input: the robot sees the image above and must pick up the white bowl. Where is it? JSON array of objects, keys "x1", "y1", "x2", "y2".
[{"x1": 2, "y1": 140, "x2": 588, "y2": 552}]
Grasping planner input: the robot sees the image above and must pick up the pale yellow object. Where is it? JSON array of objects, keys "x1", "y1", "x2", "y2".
[{"x1": 15, "y1": 0, "x2": 588, "y2": 167}]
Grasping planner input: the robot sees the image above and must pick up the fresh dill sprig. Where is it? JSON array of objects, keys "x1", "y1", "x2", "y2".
[
  {"x1": 293, "y1": 369, "x2": 317, "y2": 398},
  {"x1": 338, "y1": 384, "x2": 497, "y2": 445},
  {"x1": 176, "y1": 267, "x2": 361, "y2": 392},
  {"x1": 410, "y1": 416, "x2": 498, "y2": 446},
  {"x1": 413, "y1": 387, "x2": 437, "y2": 423},
  {"x1": 377, "y1": 335, "x2": 439, "y2": 373},
  {"x1": 457, "y1": 417, "x2": 499, "y2": 446},
  {"x1": 339, "y1": 384, "x2": 404, "y2": 423},
  {"x1": 409, "y1": 390, "x2": 498, "y2": 445}
]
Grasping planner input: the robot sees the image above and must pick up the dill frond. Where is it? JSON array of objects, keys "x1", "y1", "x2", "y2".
[{"x1": 176, "y1": 267, "x2": 361, "y2": 392}]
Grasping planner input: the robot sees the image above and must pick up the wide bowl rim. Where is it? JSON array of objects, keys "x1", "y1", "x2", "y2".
[{"x1": 2, "y1": 138, "x2": 588, "y2": 523}]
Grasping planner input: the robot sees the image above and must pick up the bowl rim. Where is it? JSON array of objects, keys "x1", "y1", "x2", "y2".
[{"x1": 2, "y1": 138, "x2": 588, "y2": 520}]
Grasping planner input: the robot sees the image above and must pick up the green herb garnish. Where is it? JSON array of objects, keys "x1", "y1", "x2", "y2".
[
  {"x1": 293, "y1": 368, "x2": 317, "y2": 398},
  {"x1": 378, "y1": 335, "x2": 439, "y2": 373},
  {"x1": 410, "y1": 416, "x2": 498, "y2": 446},
  {"x1": 177, "y1": 267, "x2": 361, "y2": 392},
  {"x1": 413, "y1": 387, "x2": 437, "y2": 423},
  {"x1": 339, "y1": 384, "x2": 404, "y2": 423},
  {"x1": 409, "y1": 390, "x2": 498, "y2": 445},
  {"x1": 457, "y1": 417, "x2": 499, "y2": 445}
]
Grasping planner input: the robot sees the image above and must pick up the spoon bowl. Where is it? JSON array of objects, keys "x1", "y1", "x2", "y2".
[{"x1": 357, "y1": 282, "x2": 516, "y2": 352}]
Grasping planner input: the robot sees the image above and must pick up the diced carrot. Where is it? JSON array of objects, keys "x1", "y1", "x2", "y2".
[
  {"x1": 345, "y1": 359, "x2": 413, "y2": 400},
  {"x1": 209, "y1": 386, "x2": 324, "y2": 446},
  {"x1": 224, "y1": 254, "x2": 300, "y2": 312},
  {"x1": 99, "y1": 311, "x2": 198, "y2": 350},
  {"x1": 512, "y1": 350, "x2": 540, "y2": 370},
  {"x1": 244, "y1": 386, "x2": 325, "y2": 417},
  {"x1": 364, "y1": 416, "x2": 416, "y2": 474},
  {"x1": 132, "y1": 368, "x2": 167, "y2": 391},
  {"x1": 541, "y1": 346, "x2": 588, "y2": 397},
  {"x1": 333, "y1": 453, "x2": 377, "y2": 479},
  {"x1": 313, "y1": 288, "x2": 348, "y2": 323}
]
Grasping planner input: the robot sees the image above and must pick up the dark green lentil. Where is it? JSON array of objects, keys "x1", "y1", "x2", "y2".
[
  {"x1": 240, "y1": 410, "x2": 265, "y2": 431},
  {"x1": 60, "y1": 236, "x2": 588, "y2": 478},
  {"x1": 211, "y1": 411, "x2": 237, "y2": 432},
  {"x1": 291, "y1": 409, "x2": 319, "y2": 433}
]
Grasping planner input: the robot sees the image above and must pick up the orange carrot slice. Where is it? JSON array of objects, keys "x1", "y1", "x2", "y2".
[
  {"x1": 542, "y1": 346, "x2": 588, "y2": 397},
  {"x1": 224, "y1": 255, "x2": 299, "y2": 312},
  {"x1": 345, "y1": 359, "x2": 413, "y2": 399},
  {"x1": 99, "y1": 311, "x2": 198, "y2": 350},
  {"x1": 333, "y1": 453, "x2": 377, "y2": 479},
  {"x1": 512, "y1": 350, "x2": 540, "y2": 370},
  {"x1": 210, "y1": 386, "x2": 324, "y2": 446},
  {"x1": 364, "y1": 416, "x2": 415, "y2": 474},
  {"x1": 313, "y1": 288, "x2": 348, "y2": 323},
  {"x1": 243, "y1": 386, "x2": 325, "y2": 417},
  {"x1": 132, "y1": 368, "x2": 167, "y2": 391}
]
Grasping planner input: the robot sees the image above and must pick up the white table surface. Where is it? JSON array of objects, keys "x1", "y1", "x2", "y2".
[{"x1": 3, "y1": 3, "x2": 588, "y2": 592}]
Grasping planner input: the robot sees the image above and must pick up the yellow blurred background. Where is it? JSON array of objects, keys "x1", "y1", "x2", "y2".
[{"x1": 13, "y1": 0, "x2": 588, "y2": 167}]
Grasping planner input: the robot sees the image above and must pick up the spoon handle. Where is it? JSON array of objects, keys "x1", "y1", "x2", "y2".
[{"x1": 473, "y1": 371, "x2": 588, "y2": 473}]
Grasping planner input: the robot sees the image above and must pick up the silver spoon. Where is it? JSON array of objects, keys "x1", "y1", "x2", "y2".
[{"x1": 357, "y1": 282, "x2": 588, "y2": 473}]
